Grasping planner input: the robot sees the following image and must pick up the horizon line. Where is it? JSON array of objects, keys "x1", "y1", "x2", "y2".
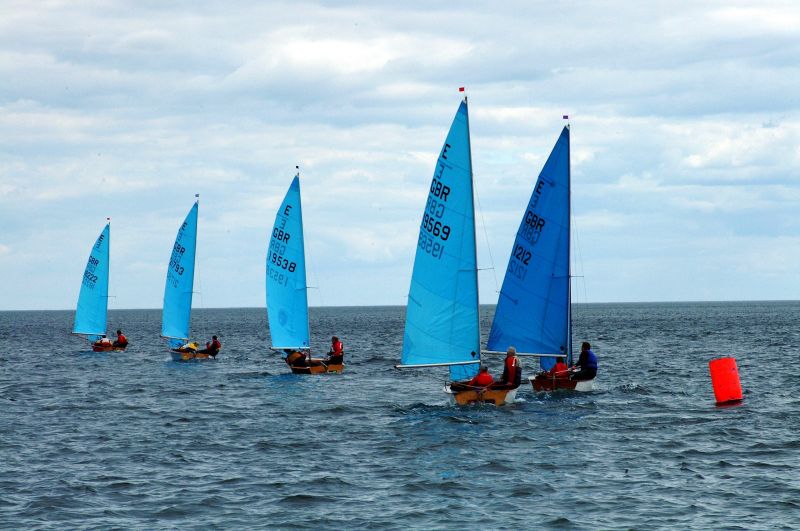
[{"x1": 3, "y1": 298, "x2": 799, "y2": 312}]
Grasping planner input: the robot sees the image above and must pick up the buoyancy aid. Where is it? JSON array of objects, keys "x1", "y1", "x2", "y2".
[
  {"x1": 330, "y1": 340, "x2": 344, "y2": 356},
  {"x1": 469, "y1": 371, "x2": 494, "y2": 387},
  {"x1": 503, "y1": 355, "x2": 521, "y2": 386},
  {"x1": 550, "y1": 361, "x2": 569, "y2": 376}
]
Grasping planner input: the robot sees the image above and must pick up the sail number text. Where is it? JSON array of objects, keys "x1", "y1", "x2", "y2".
[
  {"x1": 82, "y1": 254, "x2": 100, "y2": 289},
  {"x1": 520, "y1": 209, "x2": 546, "y2": 245},
  {"x1": 269, "y1": 251, "x2": 297, "y2": 273}
]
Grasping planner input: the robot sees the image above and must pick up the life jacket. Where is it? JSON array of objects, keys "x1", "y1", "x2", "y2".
[
  {"x1": 117, "y1": 334, "x2": 128, "y2": 345},
  {"x1": 550, "y1": 362, "x2": 569, "y2": 377},
  {"x1": 470, "y1": 371, "x2": 494, "y2": 387},
  {"x1": 331, "y1": 341, "x2": 343, "y2": 356},
  {"x1": 504, "y1": 355, "x2": 521, "y2": 386},
  {"x1": 585, "y1": 349, "x2": 598, "y2": 369},
  {"x1": 210, "y1": 339, "x2": 221, "y2": 351}
]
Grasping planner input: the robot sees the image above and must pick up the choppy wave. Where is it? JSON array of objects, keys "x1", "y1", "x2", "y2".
[{"x1": 1, "y1": 302, "x2": 798, "y2": 528}]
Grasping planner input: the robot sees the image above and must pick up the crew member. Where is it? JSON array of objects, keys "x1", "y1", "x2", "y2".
[
  {"x1": 549, "y1": 356, "x2": 569, "y2": 377},
  {"x1": 199, "y1": 335, "x2": 222, "y2": 357},
  {"x1": 571, "y1": 342, "x2": 598, "y2": 381},
  {"x1": 494, "y1": 346, "x2": 522, "y2": 389},
  {"x1": 327, "y1": 336, "x2": 344, "y2": 364},
  {"x1": 94, "y1": 335, "x2": 112, "y2": 347},
  {"x1": 112, "y1": 329, "x2": 128, "y2": 348},
  {"x1": 468, "y1": 366, "x2": 494, "y2": 388},
  {"x1": 284, "y1": 349, "x2": 307, "y2": 367}
]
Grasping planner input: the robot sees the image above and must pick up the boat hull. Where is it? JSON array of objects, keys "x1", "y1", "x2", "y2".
[
  {"x1": 529, "y1": 375, "x2": 594, "y2": 393},
  {"x1": 91, "y1": 344, "x2": 127, "y2": 352},
  {"x1": 444, "y1": 384, "x2": 518, "y2": 406},
  {"x1": 170, "y1": 350, "x2": 218, "y2": 362},
  {"x1": 288, "y1": 360, "x2": 344, "y2": 374}
]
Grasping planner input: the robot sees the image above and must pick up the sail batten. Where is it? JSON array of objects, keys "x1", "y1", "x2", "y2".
[
  {"x1": 162, "y1": 201, "x2": 198, "y2": 345},
  {"x1": 401, "y1": 100, "x2": 480, "y2": 381},
  {"x1": 487, "y1": 126, "x2": 571, "y2": 371},
  {"x1": 266, "y1": 175, "x2": 310, "y2": 350},
  {"x1": 73, "y1": 223, "x2": 110, "y2": 339}
]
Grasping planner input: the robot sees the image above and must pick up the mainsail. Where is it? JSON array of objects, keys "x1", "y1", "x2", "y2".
[
  {"x1": 73, "y1": 223, "x2": 110, "y2": 341},
  {"x1": 487, "y1": 126, "x2": 571, "y2": 370},
  {"x1": 266, "y1": 175, "x2": 310, "y2": 350},
  {"x1": 162, "y1": 200, "x2": 198, "y2": 349},
  {"x1": 401, "y1": 99, "x2": 480, "y2": 381}
]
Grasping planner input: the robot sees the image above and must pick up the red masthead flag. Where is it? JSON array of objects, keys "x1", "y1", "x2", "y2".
[{"x1": 459, "y1": 87, "x2": 465, "y2": 92}]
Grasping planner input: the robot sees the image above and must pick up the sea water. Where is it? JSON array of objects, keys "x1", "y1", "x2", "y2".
[{"x1": 1, "y1": 302, "x2": 798, "y2": 529}]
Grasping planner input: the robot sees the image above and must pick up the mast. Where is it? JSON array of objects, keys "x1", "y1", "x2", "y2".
[
  {"x1": 566, "y1": 121, "x2": 573, "y2": 366},
  {"x1": 106, "y1": 217, "x2": 111, "y2": 336},
  {"x1": 464, "y1": 92, "x2": 481, "y2": 361},
  {"x1": 297, "y1": 165, "x2": 311, "y2": 351}
]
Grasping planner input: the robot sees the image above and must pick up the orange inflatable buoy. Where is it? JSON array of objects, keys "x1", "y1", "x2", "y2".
[{"x1": 708, "y1": 357, "x2": 743, "y2": 404}]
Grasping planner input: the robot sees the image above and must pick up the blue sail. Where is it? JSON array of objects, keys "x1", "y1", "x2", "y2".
[
  {"x1": 162, "y1": 201, "x2": 198, "y2": 348},
  {"x1": 488, "y1": 126, "x2": 571, "y2": 370},
  {"x1": 401, "y1": 100, "x2": 480, "y2": 381},
  {"x1": 73, "y1": 223, "x2": 110, "y2": 341},
  {"x1": 266, "y1": 175, "x2": 310, "y2": 350}
]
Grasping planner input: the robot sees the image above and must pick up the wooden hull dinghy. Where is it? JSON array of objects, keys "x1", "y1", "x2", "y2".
[
  {"x1": 267, "y1": 173, "x2": 341, "y2": 375},
  {"x1": 169, "y1": 344, "x2": 219, "y2": 362},
  {"x1": 284, "y1": 351, "x2": 343, "y2": 374},
  {"x1": 92, "y1": 343, "x2": 127, "y2": 353},
  {"x1": 396, "y1": 95, "x2": 518, "y2": 404},
  {"x1": 160, "y1": 198, "x2": 218, "y2": 362},
  {"x1": 530, "y1": 373, "x2": 594, "y2": 393},
  {"x1": 485, "y1": 124, "x2": 601, "y2": 389},
  {"x1": 445, "y1": 383, "x2": 518, "y2": 406},
  {"x1": 73, "y1": 221, "x2": 129, "y2": 354}
]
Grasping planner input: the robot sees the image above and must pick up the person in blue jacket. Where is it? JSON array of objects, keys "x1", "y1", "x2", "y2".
[{"x1": 571, "y1": 341, "x2": 598, "y2": 381}]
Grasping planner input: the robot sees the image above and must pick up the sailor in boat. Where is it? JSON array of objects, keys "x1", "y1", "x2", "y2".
[
  {"x1": 94, "y1": 335, "x2": 112, "y2": 349},
  {"x1": 176, "y1": 341, "x2": 198, "y2": 354},
  {"x1": 467, "y1": 365, "x2": 495, "y2": 388},
  {"x1": 490, "y1": 347, "x2": 522, "y2": 390},
  {"x1": 198, "y1": 335, "x2": 222, "y2": 358},
  {"x1": 326, "y1": 336, "x2": 344, "y2": 365},
  {"x1": 571, "y1": 342, "x2": 598, "y2": 381},
  {"x1": 549, "y1": 356, "x2": 569, "y2": 378},
  {"x1": 532, "y1": 355, "x2": 570, "y2": 384},
  {"x1": 112, "y1": 329, "x2": 128, "y2": 349},
  {"x1": 284, "y1": 349, "x2": 308, "y2": 368}
]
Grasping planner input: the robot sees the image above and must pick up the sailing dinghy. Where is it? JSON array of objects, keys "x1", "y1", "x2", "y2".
[
  {"x1": 73, "y1": 221, "x2": 125, "y2": 352},
  {"x1": 267, "y1": 173, "x2": 342, "y2": 374},
  {"x1": 487, "y1": 125, "x2": 594, "y2": 393},
  {"x1": 161, "y1": 197, "x2": 218, "y2": 361},
  {"x1": 395, "y1": 96, "x2": 519, "y2": 405}
]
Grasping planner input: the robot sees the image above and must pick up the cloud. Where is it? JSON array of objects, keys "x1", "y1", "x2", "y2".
[{"x1": 0, "y1": 0, "x2": 799, "y2": 309}]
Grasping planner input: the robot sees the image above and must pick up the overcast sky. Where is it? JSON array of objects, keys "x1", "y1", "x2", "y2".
[{"x1": 1, "y1": 0, "x2": 799, "y2": 310}]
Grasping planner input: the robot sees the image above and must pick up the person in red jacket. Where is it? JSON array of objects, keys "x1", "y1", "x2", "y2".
[
  {"x1": 199, "y1": 335, "x2": 222, "y2": 357},
  {"x1": 549, "y1": 356, "x2": 569, "y2": 378},
  {"x1": 468, "y1": 366, "x2": 494, "y2": 388},
  {"x1": 489, "y1": 346, "x2": 522, "y2": 389},
  {"x1": 327, "y1": 336, "x2": 344, "y2": 364},
  {"x1": 112, "y1": 329, "x2": 128, "y2": 348}
]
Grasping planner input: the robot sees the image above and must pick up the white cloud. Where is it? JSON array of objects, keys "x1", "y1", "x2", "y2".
[{"x1": 0, "y1": 0, "x2": 799, "y2": 309}]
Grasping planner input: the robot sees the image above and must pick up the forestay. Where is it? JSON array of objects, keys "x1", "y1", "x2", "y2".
[
  {"x1": 73, "y1": 223, "x2": 110, "y2": 341},
  {"x1": 266, "y1": 175, "x2": 310, "y2": 350},
  {"x1": 401, "y1": 100, "x2": 480, "y2": 381},
  {"x1": 162, "y1": 201, "x2": 198, "y2": 349},
  {"x1": 487, "y1": 126, "x2": 571, "y2": 370}
]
